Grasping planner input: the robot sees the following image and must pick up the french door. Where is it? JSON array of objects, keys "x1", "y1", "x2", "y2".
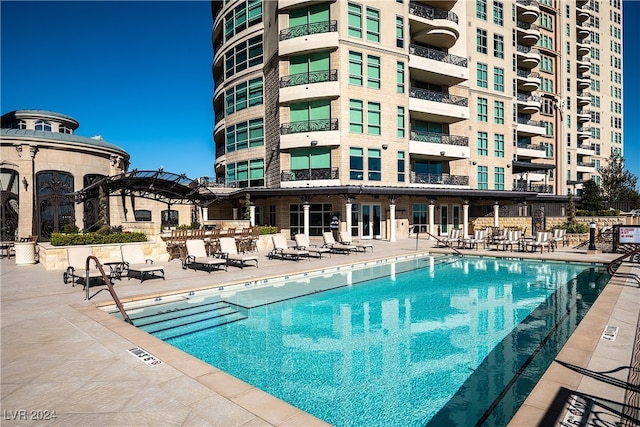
[{"x1": 361, "y1": 204, "x2": 381, "y2": 239}]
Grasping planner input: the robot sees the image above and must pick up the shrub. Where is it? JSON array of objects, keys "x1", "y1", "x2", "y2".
[
  {"x1": 576, "y1": 209, "x2": 620, "y2": 217},
  {"x1": 50, "y1": 232, "x2": 147, "y2": 246},
  {"x1": 258, "y1": 225, "x2": 278, "y2": 235},
  {"x1": 62, "y1": 224, "x2": 80, "y2": 234},
  {"x1": 559, "y1": 222, "x2": 589, "y2": 234}
]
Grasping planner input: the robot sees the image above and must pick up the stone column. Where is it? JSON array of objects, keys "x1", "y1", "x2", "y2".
[
  {"x1": 303, "y1": 202, "x2": 310, "y2": 236},
  {"x1": 345, "y1": 200, "x2": 353, "y2": 237},
  {"x1": 249, "y1": 205, "x2": 256, "y2": 227},
  {"x1": 389, "y1": 198, "x2": 396, "y2": 242},
  {"x1": 202, "y1": 207, "x2": 209, "y2": 222},
  {"x1": 428, "y1": 199, "x2": 435, "y2": 239},
  {"x1": 463, "y1": 200, "x2": 469, "y2": 238},
  {"x1": 493, "y1": 202, "x2": 500, "y2": 228}
]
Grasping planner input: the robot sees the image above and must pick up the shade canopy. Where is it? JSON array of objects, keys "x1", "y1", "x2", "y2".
[{"x1": 71, "y1": 169, "x2": 218, "y2": 207}]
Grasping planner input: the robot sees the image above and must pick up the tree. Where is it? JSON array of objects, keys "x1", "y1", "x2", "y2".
[
  {"x1": 580, "y1": 179, "x2": 602, "y2": 211},
  {"x1": 599, "y1": 152, "x2": 640, "y2": 207}
]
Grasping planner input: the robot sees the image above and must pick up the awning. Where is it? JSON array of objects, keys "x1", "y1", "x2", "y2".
[
  {"x1": 70, "y1": 169, "x2": 218, "y2": 207},
  {"x1": 512, "y1": 160, "x2": 556, "y2": 173}
]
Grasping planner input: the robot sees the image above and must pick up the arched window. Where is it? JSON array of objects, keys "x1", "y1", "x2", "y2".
[
  {"x1": 83, "y1": 174, "x2": 107, "y2": 232},
  {"x1": 134, "y1": 210, "x2": 152, "y2": 221},
  {"x1": 0, "y1": 168, "x2": 19, "y2": 241},
  {"x1": 161, "y1": 209, "x2": 179, "y2": 228},
  {"x1": 36, "y1": 170, "x2": 75, "y2": 239},
  {"x1": 35, "y1": 120, "x2": 52, "y2": 131}
]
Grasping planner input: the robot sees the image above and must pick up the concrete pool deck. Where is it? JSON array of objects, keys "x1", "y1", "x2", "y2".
[{"x1": 1, "y1": 237, "x2": 638, "y2": 426}]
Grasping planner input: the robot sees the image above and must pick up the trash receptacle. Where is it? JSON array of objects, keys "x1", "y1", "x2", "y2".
[{"x1": 14, "y1": 241, "x2": 36, "y2": 265}]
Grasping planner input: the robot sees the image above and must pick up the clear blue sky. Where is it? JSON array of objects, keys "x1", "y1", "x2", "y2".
[{"x1": 2, "y1": 0, "x2": 639, "y2": 185}]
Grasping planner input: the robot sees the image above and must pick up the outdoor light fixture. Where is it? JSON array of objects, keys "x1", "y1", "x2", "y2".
[
  {"x1": 22, "y1": 177, "x2": 28, "y2": 191},
  {"x1": 440, "y1": 151, "x2": 445, "y2": 156},
  {"x1": 382, "y1": 144, "x2": 389, "y2": 150},
  {"x1": 310, "y1": 140, "x2": 318, "y2": 146}
]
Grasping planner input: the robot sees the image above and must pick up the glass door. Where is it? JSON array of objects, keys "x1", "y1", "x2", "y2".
[
  {"x1": 361, "y1": 204, "x2": 381, "y2": 239},
  {"x1": 440, "y1": 206, "x2": 448, "y2": 235}
]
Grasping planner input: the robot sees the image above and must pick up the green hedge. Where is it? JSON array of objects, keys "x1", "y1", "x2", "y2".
[
  {"x1": 258, "y1": 225, "x2": 278, "y2": 235},
  {"x1": 559, "y1": 222, "x2": 589, "y2": 234},
  {"x1": 50, "y1": 232, "x2": 147, "y2": 246},
  {"x1": 576, "y1": 209, "x2": 620, "y2": 216}
]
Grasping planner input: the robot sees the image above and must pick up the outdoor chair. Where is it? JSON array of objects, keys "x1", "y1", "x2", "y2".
[
  {"x1": 205, "y1": 227, "x2": 221, "y2": 255},
  {"x1": 500, "y1": 230, "x2": 521, "y2": 252},
  {"x1": 339, "y1": 231, "x2": 373, "y2": 252},
  {"x1": 218, "y1": 237, "x2": 259, "y2": 269},
  {"x1": 63, "y1": 246, "x2": 106, "y2": 288},
  {"x1": 236, "y1": 227, "x2": 251, "y2": 252},
  {"x1": 121, "y1": 243, "x2": 165, "y2": 282},
  {"x1": 184, "y1": 239, "x2": 227, "y2": 273},
  {"x1": 525, "y1": 231, "x2": 552, "y2": 253},
  {"x1": 248, "y1": 226, "x2": 261, "y2": 252},
  {"x1": 551, "y1": 228, "x2": 568, "y2": 248},
  {"x1": 268, "y1": 234, "x2": 309, "y2": 261},
  {"x1": 463, "y1": 229, "x2": 486, "y2": 250},
  {"x1": 322, "y1": 232, "x2": 357, "y2": 254},
  {"x1": 441, "y1": 229, "x2": 461, "y2": 248},
  {"x1": 294, "y1": 233, "x2": 331, "y2": 258},
  {"x1": 190, "y1": 228, "x2": 206, "y2": 240},
  {"x1": 166, "y1": 229, "x2": 187, "y2": 260}
]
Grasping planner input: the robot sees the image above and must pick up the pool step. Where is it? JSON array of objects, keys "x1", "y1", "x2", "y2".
[
  {"x1": 138, "y1": 303, "x2": 247, "y2": 341},
  {"x1": 131, "y1": 300, "x2": 230, "y2": 327}
]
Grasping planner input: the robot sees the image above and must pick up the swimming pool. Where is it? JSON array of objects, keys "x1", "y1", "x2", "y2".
[{"x1": 107, "y1": 255, "x2": 610, "y2": 426}]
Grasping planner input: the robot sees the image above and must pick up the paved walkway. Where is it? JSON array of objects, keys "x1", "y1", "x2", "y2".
[{"x1": 0, "y1": 238, "x2": 637, "y2": 426}]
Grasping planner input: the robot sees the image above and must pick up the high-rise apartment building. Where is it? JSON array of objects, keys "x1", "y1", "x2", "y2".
[{"x1": 211, "y1": 0, "x2": 623, "y2": 239}]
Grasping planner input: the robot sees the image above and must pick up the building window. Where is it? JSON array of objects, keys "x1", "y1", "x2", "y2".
[
  {"x1": 348, "y1": 3, "x2": 362, "y2": 38},
  {"x1": 477, "y1": 132, "x2": 488, "y2": 156},
  {"x1": 494, "y1": 67, "x2": 504, "y2": 92},
  {"x1": 350, "y1": 147, "x2": 364, "y2": 180},
  {"x1": 397, "y1": 61, "x2": 405, "y2": 93},
  {"x1": 476, "y1": 0, "x2": 487, "y2": 20},
  {"x1": 368, "y1": 148, "x2": 381, "y2": 181},
  {"x1": 494, "y1": 134, "x2": 504, "y2": 157},
  {"x1": 477, "y1": 63, "x2": 488, "y2": 88},
  {"x1": 349, "y1": 51, "x2": 363, "y2": 86},
  {"x1": 367, "y1": 55, "x2": 380, "y2": 89},
  {"x1": 34, "y1": 120, "x2": 52, "y2": 131},
  {"x1": 366, "y1": 7, "x2": 380, "y2": 42},
  {"x1": 161, "y1": 210, "x2": 179, "y2": 228},
  {"x1": 225, "y1": 118, "x2": 264, "y2": 153},
  {"x1": 397, "y1": 151, "x2": 405, "y2": 182},
  {"x1": 269, "y1": 205, "x2": 276, "y2": 227},
  {"x1": 225, "y1": 77, "x2": 263, "y2": 115},
  {"x1": 134, "y1": 210, "x2": 152, "y2": 221},
  {"x1": 226, "y1": 159, "x2": 264, "y2": 188},
  {"x1": 367, "y1": 102, "x2": 381, "y2": 135},
  {"x1": 397, "y1": 106, "x2": 405, "y2": 137},
  {"x1": 478, "y1": 166, "x2": 488, "y2": 190},
  {"x1": 493, "y1": 1, "x2": 503, "y2": 25},
  {"x1": 396, "y1": 16, "x2": 404, "y2": 48},
  {"x1": 289, "y1": 203, "x2": 333, "y2": 237},
  {"x1": 494, "y1": 101, "x2": 504, "y2": 124},
  {"x1": 477, "y1": 29, "x2": 487, "y2": 54},
  {"x1": 494, "y1": 167, "x2": 505, "y2": 190},
  {"x1": 493, "y1": 34, "x2": 504, "y2": 58},
  {"x1": 349, "y1": 99, "x2": 364, "y2": 133},
  {"x1": 412, "y1": 204, "x2": 428, "y2": 232},
  {"x1": 477, "y1": 97, "x2": 488, "y2": 122}
]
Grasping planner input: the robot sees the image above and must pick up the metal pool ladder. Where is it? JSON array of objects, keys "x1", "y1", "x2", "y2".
[{"x1": 84, "y1": 255, "x2": 134, "y2": 325}]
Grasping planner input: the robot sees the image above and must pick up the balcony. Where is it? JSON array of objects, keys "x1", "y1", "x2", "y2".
[
  {"x1": 408, "y1": 44, "x2": 468, "y2": 86},
  {"x1": 516, "y1": 45, "x2": 541, "y2": 69},
  {"x1": 516, "y1": 21, "x2": 540, "y2": 45},
  {"x1": 576, "y1": 109, "x2": 591, "y2": 122},
  {"x1": 577, "y1": 91, "x2": 591, "y2": 106},
  {"x1": 517, "y1": 93, "x2": 541, "y2": 114},
  {"x1": 576, "y1": 74, "x2": 591, "y2": 90},
  {"x1": 515, "y1": 0, "x2": 540, "y2": 23},
  {"x1": 513, "y1": 183, "x2": 553, "y2": 193},
  {"x1": 516, "y1": 118, "x2": 546, "y2": 136},
  {"x1": 279, "y1": 21, "x2": 339, "y2": 57},
  {"x1": 408, "y1": 87, "x2": 469, "y2": 123},
  {"x1": 576, "y1": 57, "x2": 591, "y2": 73},
  {"x1": 577, "y1": 126, "x2": 591, "y2": 139},
  {"x1": 577, "y1": 143, "x2": 596, "y2": 156},
  {"x1": 577, "y1": 40, "x2": 591, "y2": 56},
  {"x1": 576, "y1": 24, "x2": 591, "y2": 40},
  {"x1": 516, "y1": 70, "x2": 541, "y2": 91},
  {"x1": 409, "y1": 131, "x2": 470, "y2": 159},
  {"x1": 408, "y1": 2, "x2": 460, "y2": 49},
  {"x1": 577, "y1": 162, "x2": 596, "y2": 173},
  {"x1": 576, "y1": 4, "x2": 592, "y2": 22},
  {"x1": 409, "y1": 172, "x2": 469, "y2": 187},
  {"x1": 278, "y1": 0, "x2": 335, "y2": 11},
  {"x1": 516, "y1": 142, "x2": 549, "y2": 159},
  {"x1": 280, "y1": 118, "x2": 340, "y2": 149},
  {"x1": 279, "y1": 70, "x2": 339, "y2": 104},
  {"x1": 280, "y1": 167, "x2": 340, "y2": 188}
]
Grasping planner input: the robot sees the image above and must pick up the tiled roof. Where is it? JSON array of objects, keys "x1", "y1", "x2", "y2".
[{"x1": 0, "y1": 128, "x2": 129, "y2": 157}]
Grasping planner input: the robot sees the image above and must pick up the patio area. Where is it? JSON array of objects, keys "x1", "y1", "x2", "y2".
[{"x1": 1, "y1": 237, "x2": 638, "y2": 426}]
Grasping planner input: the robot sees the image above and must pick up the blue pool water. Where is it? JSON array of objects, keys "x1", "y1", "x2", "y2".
[{"x1": 114, "y1": 255, "x2": 610, "y2": 426}]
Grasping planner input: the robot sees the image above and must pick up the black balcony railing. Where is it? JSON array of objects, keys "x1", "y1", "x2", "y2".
[
  {"x1": 408, "y1": 44, "x2": 467, "y2": 67},
  {"x1": 517, "y1": 142, "x2": 546, "y2": 151},
  {"x1": 517, "y1": 93, "x2": 541, "y2": 103},
  {"x1": 281, "y1": 167, "x2": 339, "y2": 181},
  {"x1": 408, "y1": 2, "x2": 459, "y2": 23},
  {"x1": 577, "y1": 161, "x2": 595, "y2": 167},
  {"x1": 516, "y1": 21, "x2": 539, "y2": 31},
  {"x1": 517, "y1": 69, "x2": 540, "y2": 79},
  {"x1": 409, "y1": 87, "x2": 468, "y2": 106},
  {"x1": 280, "y1": 69, "x2": 338, "y2": 88},
  {"x1": 577, "y1": 91, "x2": 592, "y2": 98},
  {"x1": 410, "y1": 172, "x2": 468, "y2": 186},
  {"x1": 280, "y1": 118, "x2": 339, "y2": 135},
  {"x1": 513, "y1": 183, "x2": 553, "y2": 193},
  {"x1": 516, "y1": 117, "x2": 544, "y2": 127},
  {"x1": 516, "y1": 0, "x2": 539, "y2": 8},
  {"x1": 214, "y1": 111, "x2": 224, "y2": 125},
  {"x1": 279, "y1": 20, "x2": 338, "y2": 41},
  {"x1": 410, "y1": 130, "x2": 469, "y2": 146},
  {"x1": 517, "y1": 44, "x2": 540, "y2": 55}
]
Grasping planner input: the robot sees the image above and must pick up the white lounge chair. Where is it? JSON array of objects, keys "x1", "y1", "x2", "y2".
[
  {"x1": 526, "y1": 231, "x2": 552, "y2": 253},
  {"x1": 339, "y1": 231, "x2": 373, "y2": 252},
  {"x1": 121, "y1": 243, "x2": 166, "y2": 282},
  {"x1": 322, "y1": 232, "x2": 356, "y2": 254},
  {"x1": 184, "y1": 239, "x2": 227, "y2": 273},
  {"x1": 551, "y1": 228, "x2": 567, "y2": 248},
  {"x1": 294, "y1": 233, "x2": 331, "y2": 258},
  {"x1": 441, "y1": 229, "x2": 462, "y2": 247},
  {"x1": 463, "y1": 230, "x2": 486, "y2": 250},
  {"x1": 218, "y1": 237, "x2": 259, "y2": 268},
  {"x1": 268, "y1": 234, "x2": 309, "y2": 261},
  {"x1": 500, "y1": 230, "x2": 521, "y2": 252},
  {"x1": 63, "y1": 246, "x2": 106, "y2": 287}
]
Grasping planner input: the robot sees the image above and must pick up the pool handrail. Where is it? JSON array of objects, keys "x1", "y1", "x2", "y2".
[
  {"x1": 422, "y1": 230, "x2": 464, "y2": 256},
  {"x1": 84, "y1": 255, "x2": 134, "y2": 325}
]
